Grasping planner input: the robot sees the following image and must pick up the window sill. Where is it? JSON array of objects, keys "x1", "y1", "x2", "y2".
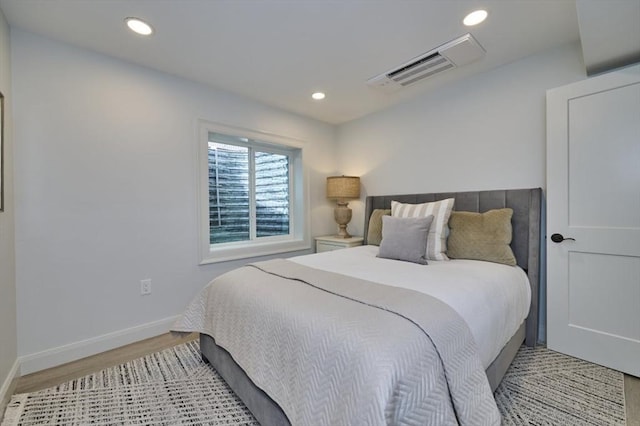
[{"x1": 199, "y1": 239, "x2": 311, "y2": 265}]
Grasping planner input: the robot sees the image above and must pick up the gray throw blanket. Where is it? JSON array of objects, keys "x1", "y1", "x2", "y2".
[{"x1": 173, "y1": 259, "x2": 500, "y2": 426}]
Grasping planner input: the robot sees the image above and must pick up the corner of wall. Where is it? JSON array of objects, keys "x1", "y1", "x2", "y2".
[
  {"x1": 0, "y1": 4, "x2": 19, "y2": 413},
  {"x1": 0, "y1": 360, "x2": 20, "y2": 421}
]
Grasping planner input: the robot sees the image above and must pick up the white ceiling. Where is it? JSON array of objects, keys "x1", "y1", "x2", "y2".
[
  {"x1": 0, "y1": 0, "x2": 622, "y2": 125},
  {"x1": 576, "y1": 0, "x2": 640, "y2": 75}
]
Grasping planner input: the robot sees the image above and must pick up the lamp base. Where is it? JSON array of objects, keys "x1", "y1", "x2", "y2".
[
  {"x1": 334, "y1": 202, "x2": 353, "y2": 239},
  {"x1": 336, "y1": 226, "x2": 352, "y2": 239}
]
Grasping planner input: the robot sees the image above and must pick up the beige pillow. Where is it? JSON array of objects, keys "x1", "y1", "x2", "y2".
[
  {"x1": 367, "y1": 209, "x2": 391, "y2": 246},
  {"x1": 447, "y1": 208, "x2": 517, "y2": 266},
  {"x1": 391, "y1": 198, "x2": 455, "y2": 261}
]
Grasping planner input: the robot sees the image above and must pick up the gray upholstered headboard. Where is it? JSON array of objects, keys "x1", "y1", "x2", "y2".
[{"x1": 363, "y1": 188, "x2": 542, "y2": 346}]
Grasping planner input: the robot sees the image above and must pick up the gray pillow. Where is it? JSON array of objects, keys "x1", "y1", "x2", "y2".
[{"x1": 377, "y1": 215, "x2": 434, "y2": 264}]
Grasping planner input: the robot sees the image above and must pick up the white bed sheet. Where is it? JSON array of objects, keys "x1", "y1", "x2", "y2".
[{"x1": 291, "y1": 245, "x2": 531, "y2": 368}]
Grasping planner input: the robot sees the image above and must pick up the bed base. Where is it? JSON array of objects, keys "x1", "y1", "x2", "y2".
[
  {"x1": 200, "y1": 333, "x2": 289, "y2": 425},
  {"x1": 485, "y1": 322, "x2": 525, "y2": 391}
]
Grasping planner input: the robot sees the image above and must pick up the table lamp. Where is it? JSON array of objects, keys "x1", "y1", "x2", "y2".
[{"x1": 326, "y1": 176, "x2": 360, "y2": 238}]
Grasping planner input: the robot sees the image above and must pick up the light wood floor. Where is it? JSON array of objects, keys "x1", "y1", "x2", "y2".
[
  {"x1": 12, "y1": 333, "x2": 640, "y2": 425},
  {"x1": 627, "y1": 375, "x2": 640, "y2": 426},
  {"x1": 15, "y1": 332, "x2": 197, "y2": 394}
]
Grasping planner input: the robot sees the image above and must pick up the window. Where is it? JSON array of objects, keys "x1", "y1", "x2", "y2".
[{"x1": 199, "y1": 122, "x2": 309, "y2": 263}]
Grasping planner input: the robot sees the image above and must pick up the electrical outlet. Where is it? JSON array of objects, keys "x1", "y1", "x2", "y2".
[{"x1": 140, "y1": 279, "x2": 152, "y2": 296}]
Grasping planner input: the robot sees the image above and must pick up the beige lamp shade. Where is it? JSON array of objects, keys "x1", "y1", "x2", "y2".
[
  {"x1": 326, "y1": 176, "x2": 360, "y2": 200},
  {"x1": 326, "y1": 176, "x2": 360, "y2": 238}
]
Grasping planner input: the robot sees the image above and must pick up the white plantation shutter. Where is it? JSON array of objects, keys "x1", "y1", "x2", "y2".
[
  {"x1": 198, "y1": 122, "x2": 308, "y2": 264},
  {"x1": 208, "y1": 136, "x2": 291, "y2": 245},
  {"x1": 208, "y1": 143, "x2": 250, "y2": 244},
  {"x1": 255, "y1": 151, "x2": 290, "y2": 237}
]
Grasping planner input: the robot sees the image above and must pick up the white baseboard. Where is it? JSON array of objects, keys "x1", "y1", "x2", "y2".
[
  {"x1": 0, "y1": 358, "x2": 20, "y2": 411},
  {"x1": 18, "y1": 315, "x2": 180, "y2": 375}
]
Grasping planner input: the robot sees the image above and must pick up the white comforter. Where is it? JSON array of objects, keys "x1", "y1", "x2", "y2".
[{"x1": 291, "y1": 245, "x2": 531, "y2": 368}]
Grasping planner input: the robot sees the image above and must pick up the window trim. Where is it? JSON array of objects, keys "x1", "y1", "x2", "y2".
[{"x1": 198, "y1": 120, "x2": 310, "y2": 264}]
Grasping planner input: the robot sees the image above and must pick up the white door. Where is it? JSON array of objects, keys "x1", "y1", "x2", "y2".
[{"x1": 547, "y1": 64, "x2": 640, "y2": 377}]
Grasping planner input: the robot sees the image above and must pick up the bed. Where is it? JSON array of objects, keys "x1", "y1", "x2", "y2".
[{"x1": 174, "y1": 188, "x2": 542, "y2": 426}]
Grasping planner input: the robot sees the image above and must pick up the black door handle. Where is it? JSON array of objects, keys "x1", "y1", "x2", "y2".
[{"x1": 551, "y1": 233, "x2": 576, "y2": 243}]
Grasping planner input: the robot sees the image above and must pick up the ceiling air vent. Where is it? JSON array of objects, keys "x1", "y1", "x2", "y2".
[{"x1": 367, "y1": 33, "x2": 485, "y2": 91}]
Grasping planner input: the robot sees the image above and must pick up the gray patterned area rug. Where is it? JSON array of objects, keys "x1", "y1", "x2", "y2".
[{"x1": 2, "y1": 341, "x2": 626, "y2": 425}]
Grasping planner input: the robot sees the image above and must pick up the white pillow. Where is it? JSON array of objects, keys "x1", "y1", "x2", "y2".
[{"x1": 391, "y1": 198, "x2": 455, "y2": 261}]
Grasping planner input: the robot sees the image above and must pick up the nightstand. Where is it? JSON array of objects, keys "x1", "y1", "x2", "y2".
[{"x1": 315, "y1": 235, "x2": 364, "y2": 253}]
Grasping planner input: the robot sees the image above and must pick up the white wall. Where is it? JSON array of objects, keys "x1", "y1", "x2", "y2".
[
  {"x1": 12, "y1": 30, "x2": 338, "y2": 373},
  {"x1": 338, "y1": 42, "x2": 586, "y2": 238},
  {"x1": 0, "y1": 6, "x2": 18, "y2": 407}
]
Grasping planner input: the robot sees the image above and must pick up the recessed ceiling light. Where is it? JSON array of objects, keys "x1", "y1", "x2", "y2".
[
  {"x1": 463, "y1": 10, "x2": 488, "y2": 26},
  {"x1": 311, "y1": 92, "x2": 326, "y2": 100},
  {"x1": 125, "y1": 17, "x2": 154, "y2": 36}
]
